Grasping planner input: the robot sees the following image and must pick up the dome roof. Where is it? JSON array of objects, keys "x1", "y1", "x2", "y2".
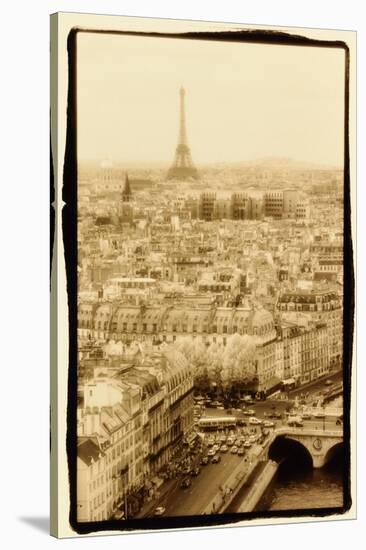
[{"x1": 100, "y1": 159, "x2": 113, "y2": 169}]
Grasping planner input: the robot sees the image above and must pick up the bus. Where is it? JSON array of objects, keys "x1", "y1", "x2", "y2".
[{"x1": 198, "y1": 416, "x2": 237, "y2": 431}]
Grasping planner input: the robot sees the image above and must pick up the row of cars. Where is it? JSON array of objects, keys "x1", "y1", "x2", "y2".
[
  {"x1": 194, "y1": 395, "x2": 256, "y2": 411},
  {"x1": 204, "y1": 432, "x2": 261, "y2": 457},
  {"x1": 286, "y1": 409, "x2": 336, "y2": 427},
  {"x1": 248, "y1": 417, "x2": 275, "y2": 427}
]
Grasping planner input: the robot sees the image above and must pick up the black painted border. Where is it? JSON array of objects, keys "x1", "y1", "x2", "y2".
[{"x1": 61, "y1": 24, "x2": 354, "y2": 536}]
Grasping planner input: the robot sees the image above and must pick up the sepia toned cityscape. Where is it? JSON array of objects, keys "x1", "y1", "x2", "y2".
[{"x1": 76, "y1": 35, "x2": 345, "y2": 523}]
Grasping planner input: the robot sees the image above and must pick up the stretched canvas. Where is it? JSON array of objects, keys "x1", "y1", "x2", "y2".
[{"x1": 50, "y1": 12, "x2": 356, "y2": 538}]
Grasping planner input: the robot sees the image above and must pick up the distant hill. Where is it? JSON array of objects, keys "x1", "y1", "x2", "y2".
[
  {"x1": 200, "y1": 157, "x2": 342, "y2": 171},
  {"x1": 78, "y1": 157, "x2": 342, "y2": 172},
  {"x1": 78, "y1": 159, "x2": 168, "y2": 171}
]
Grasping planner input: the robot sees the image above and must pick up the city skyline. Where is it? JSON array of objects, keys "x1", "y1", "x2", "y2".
[
  {"x1": 77, "y1": 33, "x2": 345, "y2": 168},
  {"x1": 49, "y1": 11, "x2": 355, "y2": 536}
]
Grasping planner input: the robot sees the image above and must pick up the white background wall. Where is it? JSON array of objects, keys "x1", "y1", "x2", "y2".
[{"x1": 1, "y1": 0, "x2": 364, "y2": 548}]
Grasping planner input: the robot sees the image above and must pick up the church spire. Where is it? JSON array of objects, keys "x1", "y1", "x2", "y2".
[{"x1": 122, "y1": 172, "x2": 132, "y2": 202}]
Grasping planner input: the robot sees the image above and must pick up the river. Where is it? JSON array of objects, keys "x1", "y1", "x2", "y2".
[{"x1": 257, "y1": 453, "x2": 344, "y2": 511}]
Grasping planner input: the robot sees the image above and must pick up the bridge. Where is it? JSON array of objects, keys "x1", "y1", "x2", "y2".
[
  {"x1": 216, "y1": 425, "x2": 343, "y2": 513},
  {"x1": 265, "y1": 426, "x2": 343, "y2": 468}
]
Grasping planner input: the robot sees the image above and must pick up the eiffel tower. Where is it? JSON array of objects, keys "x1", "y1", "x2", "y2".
[{"x1": 167, "y1": 87, "x2": 200, "y2": 181}]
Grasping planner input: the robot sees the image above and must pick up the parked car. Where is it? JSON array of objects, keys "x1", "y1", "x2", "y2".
[
  {"x1": 180, "y1": 478, "x2": 191, "y2": 489},
  {"x1": 313, "y1": 409, "x2": 326, "y2": 418},
  {"x1": 237, "y1": 448, "x2": 245, "y2": 456},
  {"x1": 226, "y1": 437, "x2": 235, "y2": 446},
  {"x1": 211, "y1": 454, "x2": 221, "y2": 463},
  {"x1": 220, "y1": 444, "x2": 228, "y2": 453},
  {"x1": 263, "y1": 420, "x2": 275, "y2": 428},
  {"x1": 243, "y1": 409, "x2": 255, "y2": 416},
  {"x1": 200, "y1": 456, "x2": 209, "y2": 466},
  {"x1": 249, "y1": 417, "x2": 262, "y2": 425},
  {"x1": 301, "y1": 412, "x2": 312, "y2": 420},
  {"x1": 242, "y1": 396, "x2": 254, "y2": 404},
  {"x1": 243, "y1": 440, "x2": 252, "y2": 448},
  {"x1": 325, "y1": 379, "x2": 333, "y2": 386},
  {"x1": 230, "y1": 446, "x2": 238, "y2": 454},
  {"x1": 207, "y1": 448, "x2": 216, "y2": 457},
  {"x1": 237, "y1": 419, "x2": 247, "y2": 427}
]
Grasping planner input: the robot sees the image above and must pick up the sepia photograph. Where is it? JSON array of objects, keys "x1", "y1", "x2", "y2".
[{"x1": 50, "y1": 12, "x2": 355, "y2": 537}]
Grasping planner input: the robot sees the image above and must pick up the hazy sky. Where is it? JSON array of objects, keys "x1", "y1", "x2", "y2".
[{"x1": 77, "y1": 32, "x2": 345, "y2": 167}]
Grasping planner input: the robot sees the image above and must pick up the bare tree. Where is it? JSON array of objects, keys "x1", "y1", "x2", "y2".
[{"x1": 221, "y1": 334, "x2": 257, "y2": 396}]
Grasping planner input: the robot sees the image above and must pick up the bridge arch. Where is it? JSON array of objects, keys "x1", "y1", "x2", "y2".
[
  {"x1": 323, "y1": 441, "x2": 344, "y2": 466},
  {"x1": 268, "y1": 435, "x2": 313, "y2": 468}
]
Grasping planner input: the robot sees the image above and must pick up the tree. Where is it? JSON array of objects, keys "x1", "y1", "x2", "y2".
[
  {"x1": 171, "y1": 336, "x2": 208, "y2": 379},
  {"x1": 168, "y1": 335, "x2": 257, "y2": 397},
  {"x1": 205, "y1": 343, "x2": 224, "y2": 395},
  {"x1": 220, "y1": 334, "x2": 257, "y2": 396}
]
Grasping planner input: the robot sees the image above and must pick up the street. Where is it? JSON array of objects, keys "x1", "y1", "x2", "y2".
[
  {"x1": 139, "y1": 375, "x2": 343, "y2": 518},
  {"x1": 288, "y1": 370, "x2": 343, "y2": 400},
  {"x1": 155, "y1": 451, "x2": 246, "y2": 517}
]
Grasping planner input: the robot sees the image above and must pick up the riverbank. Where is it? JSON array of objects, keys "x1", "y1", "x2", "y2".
[
  {"x1": 210, "y1": 438, "x2": 279, "y2": 514},
  {"x1": 237, "y1": 460, "x2": 279, "y2": 512}
]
